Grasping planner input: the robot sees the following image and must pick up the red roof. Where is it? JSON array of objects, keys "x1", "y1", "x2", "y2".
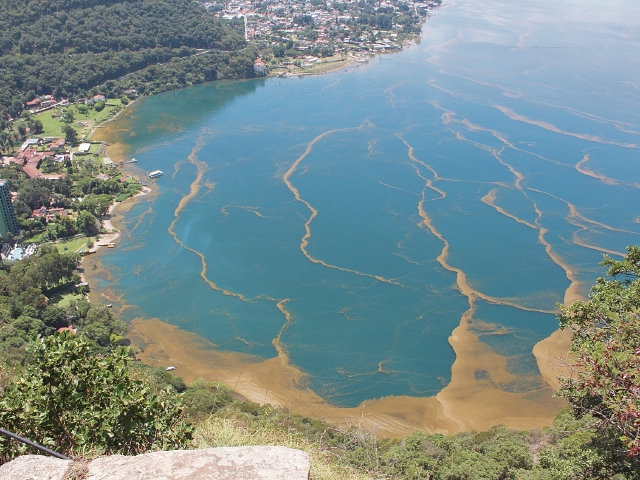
[
  {"x1": 57, "y1": 326, "x2": 77, "y2": 335},
  {"x1": 23, "y1": 165, "x2": 41, "y2": 178}
]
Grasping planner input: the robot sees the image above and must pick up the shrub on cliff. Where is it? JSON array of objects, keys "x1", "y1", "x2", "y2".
[
  {"x1": 0, "y1": 333, "x2": 192, "y2": 463},
  {"x1": 556, "y1": 245, "x2": 640, "y2": 475}
]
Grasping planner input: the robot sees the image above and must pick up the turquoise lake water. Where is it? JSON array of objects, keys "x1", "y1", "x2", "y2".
[{"x1": 96, "y1": 0, "x2": 640, "y2": 407}]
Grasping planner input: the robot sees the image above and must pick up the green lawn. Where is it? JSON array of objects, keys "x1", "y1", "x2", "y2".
[
  {"x1": 31, "y1": 101, "x2": 121, "y2": 140},
  {"x1": 55, "y1": 237, "x2": 95, "y2": 254},
  {"x1": 54, "y1": 292, "x2": 84, "y2": 308}
]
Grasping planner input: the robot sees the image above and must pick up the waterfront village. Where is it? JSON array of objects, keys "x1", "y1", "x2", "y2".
[
  {"x1": 201, "y1": 0, "x2": 442, "y2": 73},
  {"x1": 0, "y1": 0, "x2": 442, "y2": 295},
  {"x1": 0, "y1": 94, "x2": 143, "y2": 271}
]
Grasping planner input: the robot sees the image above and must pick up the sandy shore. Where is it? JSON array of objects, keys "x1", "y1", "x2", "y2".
[{"x1": 129, "y1": 307, "x2": 566, "y2": 439}]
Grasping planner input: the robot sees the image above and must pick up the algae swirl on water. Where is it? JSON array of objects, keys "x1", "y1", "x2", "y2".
[{"x1": 88, "y1": 0, "x2": 640, "y2": 436}]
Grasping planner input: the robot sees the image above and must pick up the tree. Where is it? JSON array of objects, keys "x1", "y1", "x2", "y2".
[
  {"x1": 77, "y1": 104, "x2": 89, "y2": 116},
  {"x1": 62, "y1": 108, "x2": 74, "y2": 124},
  {"x1": 11, "y1": 198, "x2": 31, "y2": 218},
  {"x1": 80, "y1": 193, "x2": 112, "y2": 218},
  {"x1": 54, "y1": 214, "x2": 76, "y2": 238},
  {"x1": 0, "y1": 334, "x2": 192, "y2": 462},
  {"x1": 76, "y1": 210, "x2": 99, "y2": 235},
  {"x1": 17, "y1": 178, "x2": 50, "y2": 210},
  {"x1": 31, "y1": 119, "x2": 43, "y2": 134},
  {"x1": 94, "y1": 100, "x2": 105, "y2": 112},
  {"x1": 557, "y1": 246, "x2": 640, "y2": 472},
  {"x1": 76, "y1": 304, "x2": 126, "y2": 348},
  {"x1": 62, "y1": 125, "x2": 78, "y2": 145}
]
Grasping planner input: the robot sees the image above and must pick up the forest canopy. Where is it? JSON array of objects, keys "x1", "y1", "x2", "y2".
[{"x1": 0, "y1": 0, "x2": 250, "y2": 118}]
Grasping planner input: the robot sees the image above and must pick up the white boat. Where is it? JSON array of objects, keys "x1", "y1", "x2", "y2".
[{"x1": 148, "y1": 170, "x2": 163, "y2": 178}]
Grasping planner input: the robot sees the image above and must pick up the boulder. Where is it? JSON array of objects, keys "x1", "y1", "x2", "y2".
[
  {"x1": 0, "y1": 446, "x2": 310, "y2": 480},
  {"x1": 0, "y1": 455, "x2": 72, "y2": 480},
  {"x1": 86, "y1": 446, "x2": 310, "y2": 479}
]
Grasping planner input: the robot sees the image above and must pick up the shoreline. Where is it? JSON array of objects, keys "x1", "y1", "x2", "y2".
[
  {"x1": 82, "y1": 46, "x2": 572, "y2": 439},
  {"x1": 80, "y1": 110, "x2": 153, "y2": 280}
]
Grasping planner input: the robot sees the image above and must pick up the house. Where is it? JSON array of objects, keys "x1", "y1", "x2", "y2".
[
  {"x1": 77, "y1": 143, "x2": 91, "y2": 154},
  {"x1": 254, "y1": 57, "x2": 267, "y2": 76},
  {"x1": 96, "y1": 173, "x2": 111, "y2": 181},
  {"x1": 25, "y1": 98, "x2": 41, "y2": 108},
  {"x1": 87, "y1": 94, "x2": 106, "y2": 105},
  {"x1": 40, "y1": 174, "x2": 66, "y2": 180},
  {"x1": 17, "y1": 149, "x2": 62, "y2": 179},
  {"x1": 50, "y1": 138, "x2": 66, "y2": 151},
  {"x1": 20, "y1": 138, "x2": 40, "y2": 151},
  {"x1": 18, "y1": 148, "x2": 46, "y2": 178},
  {"x1": 32, "y1": 206, "x2": 68, "y2": 223}
]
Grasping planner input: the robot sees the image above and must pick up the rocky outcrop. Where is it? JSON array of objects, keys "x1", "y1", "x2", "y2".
[
  {"x1": 0, "y1": 446, "x2": 310, "y2": 480},
  {"x1": 0, "y1": 455, "x2": 72, "y2": 480}
]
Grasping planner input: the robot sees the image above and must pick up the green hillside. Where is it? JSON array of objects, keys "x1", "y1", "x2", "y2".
[{"x1": 0, "y1": 0, "x2": 253, "y2": 118}]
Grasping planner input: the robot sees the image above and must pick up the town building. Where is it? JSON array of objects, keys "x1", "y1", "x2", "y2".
[
  {"x1": 77, "y1": 143, "x2": 92, "y2": 154},
  {"x1": 0, "y1": 180, "x2": 19, "y2": 239},
  {"x1": 254, "y1": 57, "x2": 267, "y2": 76},
  {"x1": 32, "y1": 206, "x2": 68, "y2": 223}
]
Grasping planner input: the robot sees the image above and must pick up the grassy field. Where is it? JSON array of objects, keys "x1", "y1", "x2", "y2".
[
  {"x1": 54, "y1": 292, "x2": 84, "y2": 308},
  {"x1": 31, "y1": 101, "x2": 122, "y2": 140},
  {"x1": 55, "y1": 236, "x2": 95, "y2": 254}
]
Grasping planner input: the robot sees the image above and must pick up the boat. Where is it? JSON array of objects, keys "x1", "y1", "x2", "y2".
[{"x1": 148, "y1": 170, "x2": 163, "y2": 178}]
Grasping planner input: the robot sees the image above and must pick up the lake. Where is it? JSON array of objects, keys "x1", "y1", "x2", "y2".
[{"x1": 89, "y1": 0, "x2": 640, "y2": 436}]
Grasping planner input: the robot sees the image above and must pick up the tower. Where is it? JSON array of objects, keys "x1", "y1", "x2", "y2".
[{"x1": 0, "y1": 180, "x2": 18, "y2": 239}]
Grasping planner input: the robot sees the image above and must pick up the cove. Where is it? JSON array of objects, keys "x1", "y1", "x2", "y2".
[{"x1": 88, "y1": 0, "x2": 640, "y2": 435}]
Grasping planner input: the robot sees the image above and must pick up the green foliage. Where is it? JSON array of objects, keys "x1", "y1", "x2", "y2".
[
  {"x1": 93, "y1": 100, "x2": 105, "y2": 112},
  {"x1": 61, "y1": 108, "x2": 74, "y2": 124},
  {"x1": 533, "y1": 410, "x2": 604, "y2": 480},
  {"x1": 17, "y1": 178, "x2": 51, "y2": 210},
  {"x1": 377, "y1": 426, "x2": 532, "y2": 479},
  {"x1": 74, "y1": 303, "x2": 126, "y2": 349},
  {"x1": 76, "y1": 104, "x2": 89, "y2": 116},
  {"x1": 75, "y1": 210, "x2": 99, "y2": 236},
  {"x1": 557, "y1": 246, "x2": 640, "y2": 467},
  {"x1": 31, "y1": 119, "x2": 43, "y2": 134},
  {"x1": 79, "y1": 193, "x2": 113, "y2": 217},
  {"x1": 0, "y1": 0, "x2": 246, "y2": 118},
  {"x1": 62, "y1": 124, "x2": 78, "y2": 145},
  {"x1": 0, "y1": 334, "x2": 192, "y2": 462},
  {"x1": 0, "y1": 247, "x2": 128, "y2": 365},
  {"x1": 181, "y1": 379, "x2": 236, "y2": 419}
]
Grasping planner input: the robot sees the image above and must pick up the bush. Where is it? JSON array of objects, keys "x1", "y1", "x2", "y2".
[
  {"x1": 181, "y1": 379, "x2": 235, "y2": 419},
  {"x1": 0, "y1": 334, "x2": 192, "y2": 462}
]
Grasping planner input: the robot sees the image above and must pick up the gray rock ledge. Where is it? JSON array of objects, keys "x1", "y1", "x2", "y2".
[{"x1": 0, "y1": 446, "x2": 310, "y2": 480}]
